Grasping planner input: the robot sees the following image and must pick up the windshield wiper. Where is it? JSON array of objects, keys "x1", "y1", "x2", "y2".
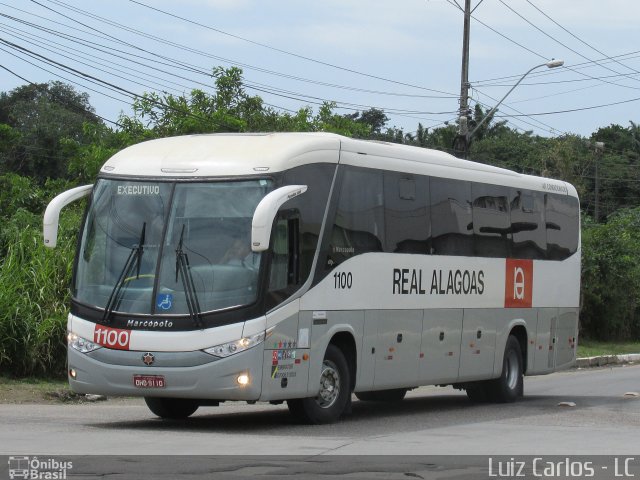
[
  {"x1": 102, "y1": 223, "x2": 146, "y2": 323},
  {"x1": 175, "y1": 224, "x2": 203, "y2": 327}
]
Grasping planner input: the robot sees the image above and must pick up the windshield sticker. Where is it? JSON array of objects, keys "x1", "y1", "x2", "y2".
[
  {"x1": 156, "y1": 293, "x2": 173, "y2": 311},
  {"x1": 117, "y1": 185, "x2": 160, "y2": 195}
]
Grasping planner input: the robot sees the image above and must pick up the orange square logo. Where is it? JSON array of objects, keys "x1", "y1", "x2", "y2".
[{"x1": 504, "y1": 259, "x2": 533, "y2": 308}]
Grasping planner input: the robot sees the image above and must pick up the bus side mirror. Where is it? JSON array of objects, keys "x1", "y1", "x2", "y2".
[
  {"x1": 251, "y1": 185, "x2": 307, "y2": 252},
  {"x1": 43, "y1": 184, "x2": 93, "y2": 248}
]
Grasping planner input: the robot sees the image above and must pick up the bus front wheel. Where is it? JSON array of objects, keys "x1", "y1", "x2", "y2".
[
  {"x1": 287, "y1": 344, "x2": 351, "y2": 424},
  {"x1": 145, "y1": 397, "x2": 199, "y2": 419}
]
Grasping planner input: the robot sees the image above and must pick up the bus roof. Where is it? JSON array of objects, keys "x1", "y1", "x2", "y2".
[{"x1": 101, "y1": 132, "x2": 578, "y2": 197}]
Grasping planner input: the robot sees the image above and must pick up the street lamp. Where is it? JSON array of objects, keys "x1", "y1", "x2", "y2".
[{"x1": 463, "y1": 59, "x2": 564, "y2": 153}]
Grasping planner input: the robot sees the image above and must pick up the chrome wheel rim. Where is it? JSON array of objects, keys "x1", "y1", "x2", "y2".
[
  {"x1": 316, "y1": 360, "x2": 340, "y2": 409},
  {"x1": 505, "y1": 349, "x2": 520, "y2": 391}
]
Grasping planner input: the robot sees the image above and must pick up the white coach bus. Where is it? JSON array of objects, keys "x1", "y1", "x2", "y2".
[{"x1": 44, "y1": 132, "x2": 580, "y2": 424}]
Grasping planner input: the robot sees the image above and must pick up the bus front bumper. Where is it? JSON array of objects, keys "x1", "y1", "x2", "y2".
[{"x1": 67, "y1": 345, "x2": 263, "y2": 401}]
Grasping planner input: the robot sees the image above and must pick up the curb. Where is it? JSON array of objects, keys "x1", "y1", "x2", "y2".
[{"x1": 575, "y1": 353, "x2": 640, "y2": 368}]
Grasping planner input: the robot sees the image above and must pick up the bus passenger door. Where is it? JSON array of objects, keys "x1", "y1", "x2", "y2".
[
  {"x1": 419, "y1": 309, "x2": 463, "y2": 385},
  {"x1": 458, "y1": 310, "x2": 497, "y2": 382},
  {"x1": 370, "y1": 310, "x2": 422, "y2": 389}
]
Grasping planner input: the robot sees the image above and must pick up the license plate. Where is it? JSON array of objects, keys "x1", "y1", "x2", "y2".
[{"x1": 133, "y1": 375, "x2": 166, "y2": 388}]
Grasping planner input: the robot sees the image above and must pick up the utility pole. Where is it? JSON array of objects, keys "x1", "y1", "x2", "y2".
[
  {"x1": 594, "y1": 141, "x2": 604, "y2": 222},
  {"x1": 455, "y1": 0, "x2": 472, "y2": 159}
]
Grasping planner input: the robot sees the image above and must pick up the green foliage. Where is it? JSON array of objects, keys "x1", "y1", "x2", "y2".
[
  {"x1": 66, "y1": 123, "x2": 126, "y2": 183},
  {"x1": 581, "y1": 209, "x2": 640, "y2": 340},
  {"x1": 344, "y1": 108, "x2": 389, "y2": 134},
  {"x1": 0, "y1": 81, "x2": 101, "y2": 181},
  {"x1": 0, "y1": 205, "x2": 80, "y2": 377},
  {"x1": 585, "y1": 123, "x2": 640, "y2": 219}
]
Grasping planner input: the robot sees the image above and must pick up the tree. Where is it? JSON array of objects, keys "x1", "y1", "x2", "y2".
[
  {"x1": 126, "y1": 67, "x2": 371, "y2": 139},
  {"x1": 344, "y1": 108, "x2": 389, "y2": 135},
  {"x1": 587, "y1": 124, "x2": 640, "y2": 218},
  {"x1": 0, "y1": 82, "x2": 101, "y2": 181},
  {"x1": 581, "y1": 209, "x2": 640, "y2": 340}
]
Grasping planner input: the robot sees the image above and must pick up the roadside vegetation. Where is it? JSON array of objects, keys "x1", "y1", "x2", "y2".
[
  {"x1": 577, "y1": 340, "x2": 640, "y2": 358},
  {"x1": 1, "y1": 68, "x2": 639, "y2": 377}
]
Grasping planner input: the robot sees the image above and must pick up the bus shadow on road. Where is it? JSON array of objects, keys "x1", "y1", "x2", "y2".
[{"x1": 87, "y1": 389, "x2": 625, "y2": 436}]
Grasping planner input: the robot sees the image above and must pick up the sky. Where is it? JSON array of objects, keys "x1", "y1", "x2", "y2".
[{"x1": 1, "y1": 0, "x2": 640, "y2": 140}]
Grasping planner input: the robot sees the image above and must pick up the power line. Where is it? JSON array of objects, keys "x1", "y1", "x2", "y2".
[
  {"x1": 474, "y1": 71, "x2": 640, "y2": 88},
  {"x1": 1, "y1": 44, "x2": 135, "y2": 105},
  {"x1": 0, "y1": 24, "x2": 200, "y2": 98},
  {"x1": 3, "y1": 2, "x2": 457, "y2": 115},
  {"x1": 5, "y1": 4, "x2": 459, "y2": 123},
  {"x1": 496, "y1": 0, "x2": 640, "y2": 91},
  {"x1": 472, "y1": 50, "x2": 640, "y2": 85},
  {"x1": 40, "y1": 0, "x2": 457, "y2": 98},
  {"x1": 469, "y1": 87, "x2": 565, "y2": 135},
  {"x1": 0, "y1": 62, "x2": 121, "y2": 126},
  {"x1": 525, "y1": 0, "x2": 640, "y2": 77},
  {"x1": 0, "y1": 26, "x2": 182, "y2": 96},
  {"x1": 492, "y1": 96, "x2": 640, "y2": 117},
  {"x1": 483, "y1": 52, "x2": 640, "y2": 84},
  {"x1": 1, "y1": 20, "x2": 457, "y2": 118},
  {"x1": 125, "y1": 0, "x2": 455, "y2": 96},
  {"x1": 459, "y1": 1, "x2": 640, "y2": 97},
  {"x1": 0, "y1": 37, "x2": 244, "y2": 131}
]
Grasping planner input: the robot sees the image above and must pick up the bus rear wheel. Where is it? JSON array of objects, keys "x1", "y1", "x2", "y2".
[
  {"x1": 488, "y1": 335, "x2": 523, "y2": 403},
  {"x1": 355, "y1": 388, "x2": 407, "y2": 402},
  {"x1": 145, "y1": 397, "x2": 199, "y2": 419},
  {"x1": 287, "y1": 344, "x2": 350, "y2": 424}
]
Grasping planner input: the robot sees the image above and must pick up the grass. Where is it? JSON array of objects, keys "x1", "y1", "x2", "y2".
[
  {"x1": 0, "y1": 208, "x2": 79, "y2": 377},
  {"x1": 0, "y1": 375, "x2": 73, "y2": 403},
  {"x1": 577, "y1": 340, "x2": 640, "y2": 358}
]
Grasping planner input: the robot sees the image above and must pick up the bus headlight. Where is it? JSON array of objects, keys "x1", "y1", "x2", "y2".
[
  {"x1": 67, "y1": 332, "x2": 101, "y2": 354},
  {"x1": 203, "y1": 332, "x2": 265, "y2": 358}
]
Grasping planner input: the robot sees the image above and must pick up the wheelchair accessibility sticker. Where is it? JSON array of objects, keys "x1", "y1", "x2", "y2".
[{"x1": 156, "y1": 293, "x2": 173, "y2": 311}]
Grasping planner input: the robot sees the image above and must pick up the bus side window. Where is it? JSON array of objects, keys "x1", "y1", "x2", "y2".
[
  {"x1": 429, "y1": 177, "x2": 473, "y2": 256},
  {"x1": 326, "y1": 167, "x2": 384, "y2": 268},
  {"x1": 545, "y1": 194, "x2": 579, "y2": 260},
  {"x1": 510, "y1": 189, "x2": 546, "y2": 259},
  {"x1": 471, "y1": 183, "x2": 510, "y2": 258},
  {"x1": 383, "y1": 172, "x2": 431, "y2": 254},
  {"x1": 282, "y1": 164, "x2": 335, "y2": 284}
]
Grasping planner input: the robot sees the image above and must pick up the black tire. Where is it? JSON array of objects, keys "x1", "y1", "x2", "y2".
[
  {"x1": 287, "y1": 344, "x2": 351, "y2": 424},
  {"x1": 144, "y1": 397, "x2": 199, "y2": 419},
  {"x1": 355, "y1": 388, "x2": 407, "y2": 402},
  {"x1": 488, "y1": 335, "x2": 523, "y2": 403}
]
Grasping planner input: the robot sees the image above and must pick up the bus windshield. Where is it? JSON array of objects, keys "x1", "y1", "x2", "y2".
[{"x1": 75, "y1": 178, "x2": 273, "y2": 316}]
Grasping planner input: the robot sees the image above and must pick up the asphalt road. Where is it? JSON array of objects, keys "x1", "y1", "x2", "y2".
[
  {"x1": 0, "y1": 365, "x2": 640, "y2": 455},
  {"x1": 1, "y1": 364, "x2": 639, "y2": 458}
]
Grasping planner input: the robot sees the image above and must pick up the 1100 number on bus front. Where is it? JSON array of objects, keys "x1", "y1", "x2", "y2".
[{"x1": 333, "y1": 271, "x2": 352, "y2": 290}]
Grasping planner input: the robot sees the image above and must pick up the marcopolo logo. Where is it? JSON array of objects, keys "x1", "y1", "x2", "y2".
[
  {"x1": 8, "y1": 456, "x2": 73, "y2": 479},
  {"x1": 504, "y1": 259, "x2": 533, "y2": 308}
]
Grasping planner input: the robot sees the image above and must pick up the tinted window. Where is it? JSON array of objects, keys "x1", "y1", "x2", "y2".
[
  {"x1": 384, "y1": 172, "x2": 430, "y2": 254},
  {"x1": 472, "y1": 183, "x2": 510, "y2": 257},
  {"x1": 546, "y1": 194, "x2": 579, "y2": 260},
  {"x1": 327, "y1": 167, "x2": 384, "y2": 267},
  {"x1": 430, "y1": 177, "x2": 473, "y2": 256},
  {"x1": 510, "y1": 189, "x2": 546, "y2": 259},
  {"x1": 282, "y1": 164, "x2": 336, "y2": 282}
]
